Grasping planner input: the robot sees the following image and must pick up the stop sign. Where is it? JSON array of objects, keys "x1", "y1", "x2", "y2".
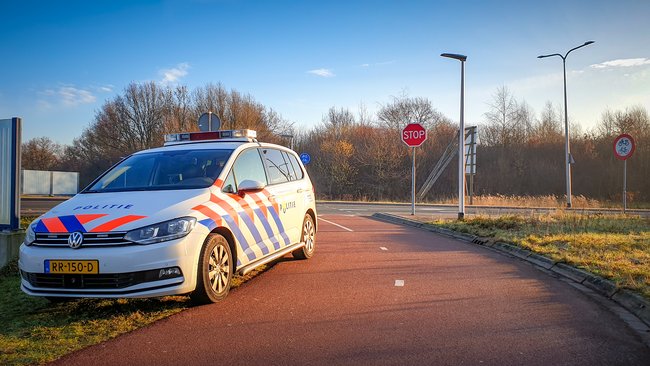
[{"x1": 402, "y1": 123, "x2": 427, "y2": 147}]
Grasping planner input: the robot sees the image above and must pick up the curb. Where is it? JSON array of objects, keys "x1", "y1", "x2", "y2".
[{"x1": 371, "y1": 212, "x2": 650, "y2": 328}]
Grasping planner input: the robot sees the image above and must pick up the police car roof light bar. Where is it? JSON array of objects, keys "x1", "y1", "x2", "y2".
[{"x1": 164, "y1": 129, "x2": 257, "y2": 144}]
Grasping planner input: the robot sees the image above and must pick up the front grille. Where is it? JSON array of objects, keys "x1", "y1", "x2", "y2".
[
  {"x1": 23, "y1": 270, "x2": 162, "y2": 289},
  {"x1": 33, "y1": 232, "x2": 131, "y2": 247}
]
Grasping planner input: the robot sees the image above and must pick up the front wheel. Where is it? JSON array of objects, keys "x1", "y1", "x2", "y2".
[
  {"x1": 293, "y1": 214, "x2": 315, "y2": 260},
  {"x1": 191, "y1": 234, "x2": 233, "y2": 304}
]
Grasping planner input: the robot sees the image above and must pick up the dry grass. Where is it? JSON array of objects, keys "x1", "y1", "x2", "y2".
[
  {"x1": 320, "y1": 194, "x2": 650, "y2": 209},
  {"x1": 433, "y1": 194, "x2": 606, "y2": 208},
  {"x1": 433, "y1": 213, "x2": 650, "y2": 298}
]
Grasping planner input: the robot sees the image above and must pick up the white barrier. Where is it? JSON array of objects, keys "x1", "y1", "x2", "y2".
[{"x1": 22, "y1": 169, "x2": 78, "y2": 195}]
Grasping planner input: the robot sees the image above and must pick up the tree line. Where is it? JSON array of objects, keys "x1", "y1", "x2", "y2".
[{"x1": 22, "y1": 82, "x2": 649, "y2": 204}]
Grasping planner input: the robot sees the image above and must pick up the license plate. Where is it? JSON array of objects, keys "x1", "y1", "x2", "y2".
[{"x1": 45, "y1": 260, "x2": 99, "y2": 274}]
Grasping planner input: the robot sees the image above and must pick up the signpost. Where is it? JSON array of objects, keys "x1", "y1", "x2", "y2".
[
  {"x1": 464, "y1": 126, "x2": 478, "y2": 204},
  {"x1": 402, "y1": 123, "x2": 427, "y2": 215},
  {"x1": 198, "y1": 112, "x2": 221, "y2": 132},
  {"x1": 613, "y1": 134, "x2": 635, "y2": 213}
]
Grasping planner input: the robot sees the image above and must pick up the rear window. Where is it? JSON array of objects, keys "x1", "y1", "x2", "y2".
[
  {"x1": 262, "y1": 148, "x2": 293, "y2": 184},
  {"x1": 84, "y1": 149, "x2": 233, "y2": 193}
]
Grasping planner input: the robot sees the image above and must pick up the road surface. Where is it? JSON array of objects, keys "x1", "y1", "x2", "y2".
[
  {"x1": 51, "y1": 214, "x2": 650, "y2": 365},
  {"x1": 21, "y1": 198, "x2": 649, "y2": 218},
  {"x1": 317, "y1": 201, "x2": 650, "y2": 217}
]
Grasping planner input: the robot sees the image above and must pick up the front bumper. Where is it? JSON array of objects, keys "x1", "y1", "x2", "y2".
[{"x1": 18, "y1": 231, "x2": 205, "y2": 298}]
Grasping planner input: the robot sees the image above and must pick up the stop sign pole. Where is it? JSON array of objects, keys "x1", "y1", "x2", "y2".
[{"x1": 402, "y1": 123, "x2": 427, "y2": 215}]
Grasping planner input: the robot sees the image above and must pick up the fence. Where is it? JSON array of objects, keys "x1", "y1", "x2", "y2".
[{"x1": 21, "y1": 170, "x2": 79, "y2": 196}]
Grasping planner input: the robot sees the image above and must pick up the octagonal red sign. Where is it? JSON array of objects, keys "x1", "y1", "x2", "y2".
[{"x1": 402, "y1": 123, "x2": 427, "y2": 147}]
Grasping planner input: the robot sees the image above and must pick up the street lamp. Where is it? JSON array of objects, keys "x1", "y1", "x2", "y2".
[
  {"x1": 538, "y1": 40, "x2": 594, "y2": 208},
  {"x1": 280, "y1": 134, "x2": 294, "y2": 150},
  {"x1": 441, "y1": 53, "x2": 467, "y2": 220}
]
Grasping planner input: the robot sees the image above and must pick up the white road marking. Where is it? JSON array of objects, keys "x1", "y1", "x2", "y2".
[
  {"x1": 380, "y1": 247, "x2": 388, "y2": 251},
  {"x1": 319, "y1": 218, "x2": 354, "y2": 232},
  {"x1": 394, "y1": 280, "x2": 405, "y2": 287}
]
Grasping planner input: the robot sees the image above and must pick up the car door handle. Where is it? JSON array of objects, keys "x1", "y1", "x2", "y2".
[{"x1": 296, "y1": 188, "x2": 304, "y2": 193}]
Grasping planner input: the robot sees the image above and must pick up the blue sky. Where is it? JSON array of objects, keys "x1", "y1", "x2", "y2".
[{"x1": 1, "y1": 0, "x2": 649, "y2": 145}]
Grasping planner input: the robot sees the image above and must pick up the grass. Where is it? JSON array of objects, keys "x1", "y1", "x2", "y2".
[
  {"x1": 0, "y1": 255, "x2": 267, "y2": 366},
  {"x1": 431, "y1": 194, "x2": 650, "y2": 209},
  {"x1": 432, "y1": 213, "x2": 650, "y2": 298}
]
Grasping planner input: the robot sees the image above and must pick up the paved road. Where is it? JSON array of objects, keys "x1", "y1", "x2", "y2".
[
  {"x1": 52, "y1": 215, "x2": 649, "y2": 365},
  {"x1": 20, "y1": 197, "x2": 69, "y2": 216},
  {"x1": 21, "y1": 198, "x2": 649, "y2": 218},
  {"x1": 317, "y1": 201, "x2": 650, "y2": 218}
]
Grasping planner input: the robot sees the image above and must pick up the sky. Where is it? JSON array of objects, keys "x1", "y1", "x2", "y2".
[{"x1": 1, "y1": 0, "x2": 649, "y2": 145}]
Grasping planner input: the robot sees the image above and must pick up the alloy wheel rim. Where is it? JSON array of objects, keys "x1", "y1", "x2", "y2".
[
  {"x1": 304, "y1": 219, "x2": 315, "y2": 253},
  {"x1": 208, "y1": 245, "x2": 229, "y2": 294}
]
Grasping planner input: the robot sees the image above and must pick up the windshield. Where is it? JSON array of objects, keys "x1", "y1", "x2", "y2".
[{"x1": 85, "y1": 149, "x2": 233, "y2": 193}]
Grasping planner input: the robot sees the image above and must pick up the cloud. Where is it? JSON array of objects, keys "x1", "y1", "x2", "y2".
[
  {"x1": 590, "y1": 58, "x2": 650, "y2": 69},
  {"x1": 59, "y1": 87, "x2": 96, "y2": 106},
  {"x1": 307, "y1": 68, "x2": 335, "y2": 77},
  {"x1": 98, "y1": 84, "x2": 113, "y2": 92},
  {"x1": 360, "y1": 60, "x2": 396, "y2": 68},
  {"x1": 40, "y1": 86, "x2": 96, "y2": 107},
  {"x1": 160, "y1": 62, "x2": 190, "y2": 84}
]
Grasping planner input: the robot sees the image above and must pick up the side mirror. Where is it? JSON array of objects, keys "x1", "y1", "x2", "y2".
[{"x1": 237, "y1": 180, "x2": 265, "y2": 195}]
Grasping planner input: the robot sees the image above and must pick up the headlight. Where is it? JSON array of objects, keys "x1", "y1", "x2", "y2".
[
  {"x1": 124, "y1": 217, "x2": 196, "y2": 245},
  {"x1": 24, "y1": 223, "x2": 36, "y2": 246}
]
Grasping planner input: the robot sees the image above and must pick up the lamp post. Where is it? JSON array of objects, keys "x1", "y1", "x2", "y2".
[
  {"x1": 441, "y1": 53, "x2": 467, "y2": 220},
  {"x1": 280, "y1": 134, "x2": 294, "y2": 150},
  {"x1": 538, "y1": 41, "x2": 594, "y2": 208}
]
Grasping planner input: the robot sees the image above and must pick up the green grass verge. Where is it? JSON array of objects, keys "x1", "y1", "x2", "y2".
[
  {"x1": 431, "y1": 213, "x2": 650, "y2": 298},
  {"x1": 0, "y1": 259, "x2": 267, "y2": 366}
]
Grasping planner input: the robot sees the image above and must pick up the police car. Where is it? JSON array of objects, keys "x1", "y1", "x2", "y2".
[{"x1": 19, "y1": 129, "x2": 317, "y2": 304}]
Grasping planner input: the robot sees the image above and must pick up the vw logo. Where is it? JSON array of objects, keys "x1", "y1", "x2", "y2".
[{"x1": 68, "y1": 232, "x2": 84, "y2": 249}]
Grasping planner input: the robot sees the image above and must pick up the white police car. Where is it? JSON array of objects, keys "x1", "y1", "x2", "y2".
[{"x1": 19, "y1": 129, "x2": 317, "y2": 304}]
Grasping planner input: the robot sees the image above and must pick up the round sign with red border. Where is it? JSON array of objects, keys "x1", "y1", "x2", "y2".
[
  {"x1": 613, "y1": 134, "x2": 635, "y2": 160},
  {"x1": 402, "y1": 123, "x2": 427, "y2": 147}
]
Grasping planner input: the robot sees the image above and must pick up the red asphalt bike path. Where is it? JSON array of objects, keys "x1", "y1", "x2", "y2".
[{"x1": 51, "y1": 215, "x2": 650, "y2": 365}]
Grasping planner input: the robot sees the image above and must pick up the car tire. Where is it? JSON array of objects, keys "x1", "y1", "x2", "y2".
[
  {"x1": 293, "y1": 214, "x2": 315, "y2": 260},
  {"x1": 191, "y1": 234, "x2": 233, "y2": 304}
]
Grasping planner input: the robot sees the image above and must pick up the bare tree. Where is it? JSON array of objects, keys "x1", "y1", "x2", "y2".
[
  {"x1": 322, "y1": 107, "x2": 355, "y2": 138},
  {"x1": 21, "y1": 137, "x2": 61, "y2": 170},
  {"x1": 481, "y1": 86, "x2": 520, "y2": 146},
  {"x1": 377, "y1": 95, "x2": 447, "y2": 130},
  {"x1": 597, "y1": 105, "x2": 649, "y2": 138},
  {"x1": 533, "y1": 101, "x2": 563, "y2": 143}
]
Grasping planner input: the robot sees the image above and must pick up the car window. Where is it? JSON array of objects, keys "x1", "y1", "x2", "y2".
[
  {"x1": 287, "y1": 152, "x2": 304, "y2": 180},
  {"x1": 226, "y1": 148, "x2": 267, "y2": 192},
  {"x1": 263, "y1": 148, "x2": 292, "y2": 184},
  {"x1": 85, "y1": 149, "x2": 232, "y2": 193},
  {"x1": 281, "y1": 151, "x2": 298, "y2": 181},
  {"x1": 222, "y1": 171, "x2": 236, "y2": 194}
]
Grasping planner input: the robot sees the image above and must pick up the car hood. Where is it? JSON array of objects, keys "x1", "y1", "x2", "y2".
[{"x1": 32, "y1": 189, "x2": 211, "y2": 233}]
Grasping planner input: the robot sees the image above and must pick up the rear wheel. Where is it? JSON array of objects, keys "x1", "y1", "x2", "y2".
[
  {"x1": 191, "y1": 234, "x2": 233, "y2": 304},
  {"x1": 293, "y1": 214, "x2": 315, "y2": 260}
]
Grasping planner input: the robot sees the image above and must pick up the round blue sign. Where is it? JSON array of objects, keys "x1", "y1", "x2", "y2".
[{"x1": 300, "y1": 153, "x2": 311, "y2": 165}]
